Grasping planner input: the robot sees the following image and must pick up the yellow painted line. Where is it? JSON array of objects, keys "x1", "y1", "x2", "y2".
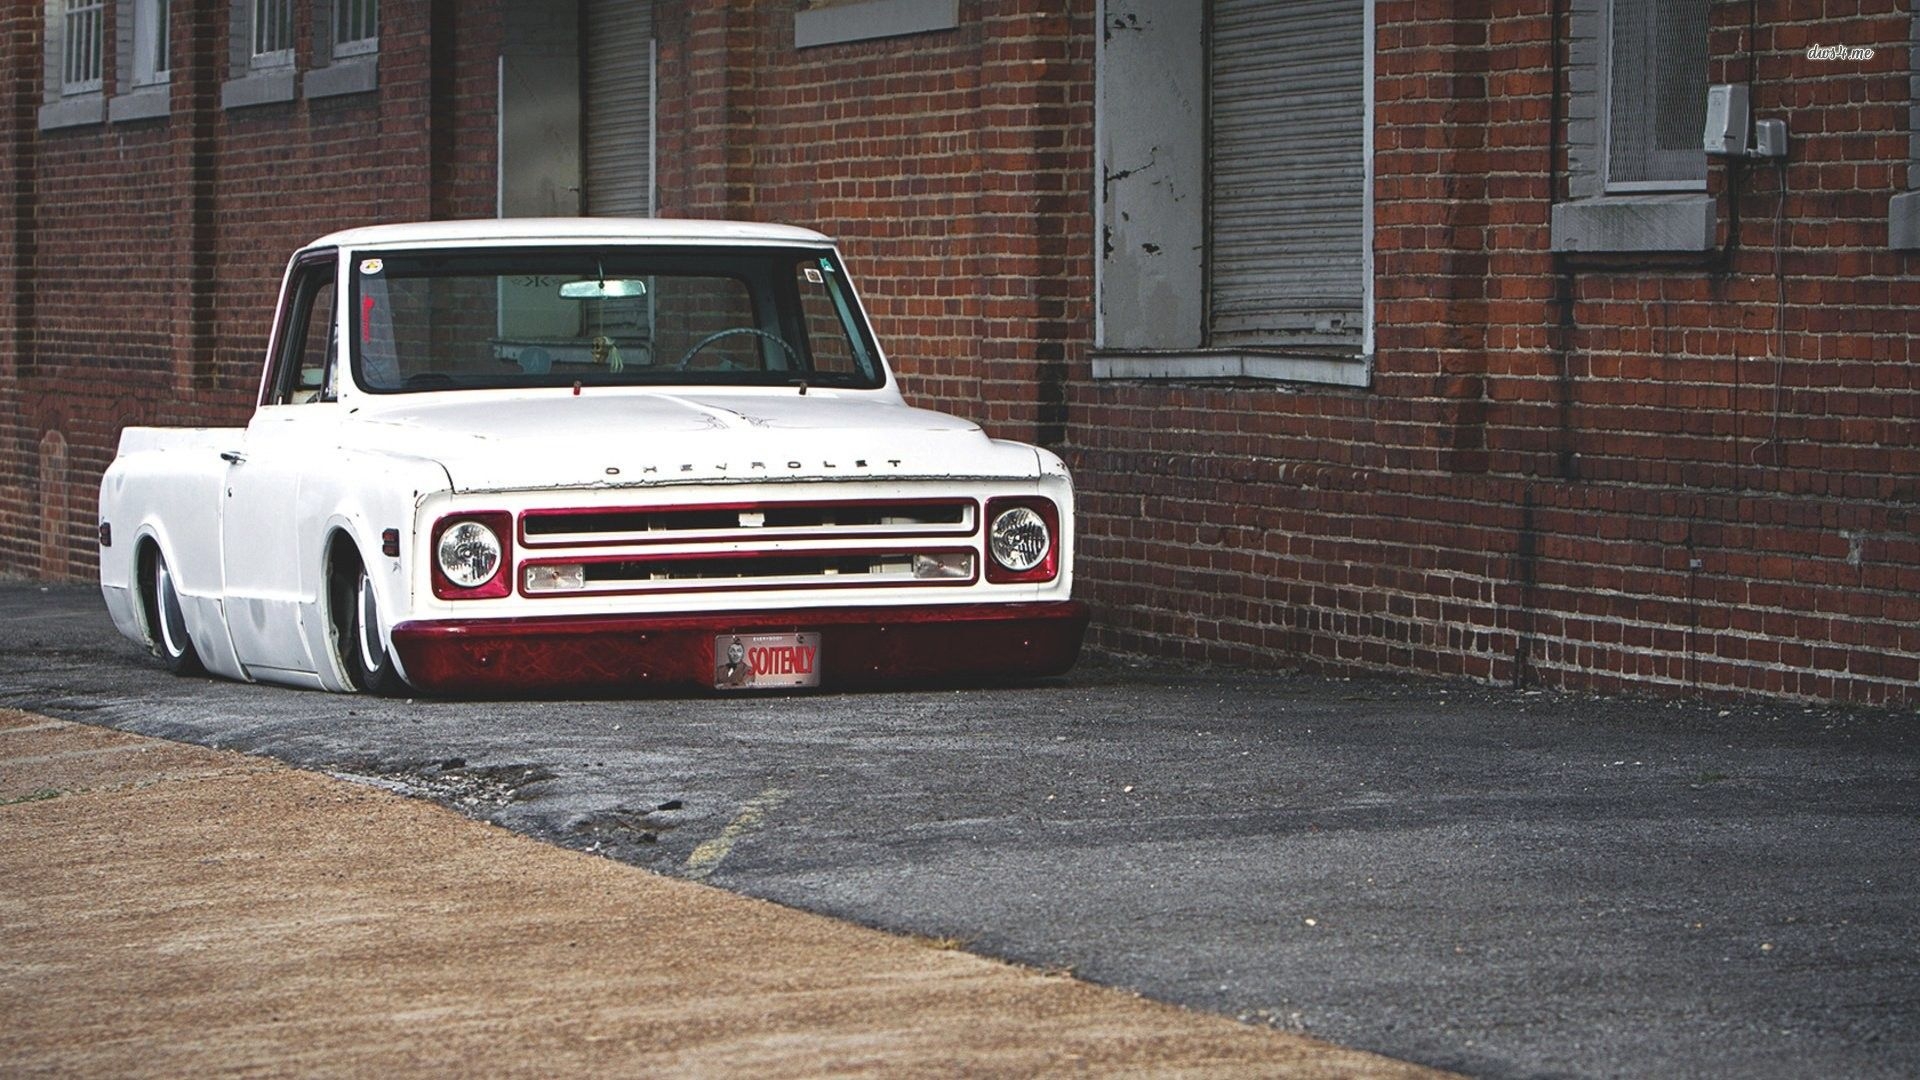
[{"x1": 684, "y1": 787, "x2": 789, "y2": 882}]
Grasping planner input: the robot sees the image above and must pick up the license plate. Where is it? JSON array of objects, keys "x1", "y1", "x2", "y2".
[{"x1": 714, "y1": 632, "x2": 822, "y2": 689}]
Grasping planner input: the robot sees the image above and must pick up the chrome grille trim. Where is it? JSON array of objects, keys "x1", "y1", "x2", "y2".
[{"x1": 519, "y1": 497, "x2": 976, "y2": 549}]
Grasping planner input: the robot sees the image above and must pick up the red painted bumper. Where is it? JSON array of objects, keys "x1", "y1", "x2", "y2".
[{"x1": 389, "y1": 601, "x2": 1090, "y2": 694}]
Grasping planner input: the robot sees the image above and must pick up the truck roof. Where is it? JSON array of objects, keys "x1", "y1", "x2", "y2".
[{"x1": 305, "y1": 218, "x2": 836, "y2": 250}]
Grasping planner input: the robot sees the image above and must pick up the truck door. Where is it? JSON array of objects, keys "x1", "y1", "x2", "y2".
[{"x1": 221, "y1": 254, "x2": 338, "y2": 676}]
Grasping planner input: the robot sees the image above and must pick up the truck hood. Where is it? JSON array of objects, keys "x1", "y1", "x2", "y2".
[{"x1": 344, "y1": 390, "x2": 1043, "y2": 493}]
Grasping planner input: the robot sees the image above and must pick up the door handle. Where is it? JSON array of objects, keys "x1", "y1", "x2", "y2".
[{"x1": 220, "y1": 450, "x2": 246, "y2": 464}]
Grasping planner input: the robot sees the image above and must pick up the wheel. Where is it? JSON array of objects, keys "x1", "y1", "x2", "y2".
[
  {"x1": 147, "y1": 551, "x2": 204, "y2": 675},
  {"x1": 332, "y1": 560, "x2": 405, "y2": 695},
  {"x1": 673, "y1": 327, "x2": 800, "y2": 370}
]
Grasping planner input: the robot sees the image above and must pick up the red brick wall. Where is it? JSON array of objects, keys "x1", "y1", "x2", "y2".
[
  {"x1": 0, "y1": 0, "x2": 500, "y2": 585},
  {"x1": 1065, "y1": 0, "x2": 1918, "y2": 706},
  {"x1": 651, "y1": 0, "x2": 1092, "y2": 434},
  {"x1": 0, "y1": 6, "x2": 41, "y2": 572}
]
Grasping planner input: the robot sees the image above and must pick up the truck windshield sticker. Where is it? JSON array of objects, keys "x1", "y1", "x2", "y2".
[
  {"x1": 359, "y1": 258, "x2": 384, "y2": 275},
  {"x1": 804, "y1": 267, "x2": 824, "y2": 284}
]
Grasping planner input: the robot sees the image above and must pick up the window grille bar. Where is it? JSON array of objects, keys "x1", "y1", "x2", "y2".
[
  {"x1": 254, "y1": 0, "x2": 292, "y2": 59},
  {"x1": 1605, "y1": 0, "x2": 1709, "y2": 189},
  {"x1": 63, "y1": 0, "x2": 105, "y2": 92}
]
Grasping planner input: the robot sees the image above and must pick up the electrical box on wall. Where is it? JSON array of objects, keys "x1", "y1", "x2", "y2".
[
  {"x1": 1752, "y1": 118, "x2": 1788, "y2": 159},
  {"x1": 1703, "y1": 84, "x2": 1750, "y2": 156}
]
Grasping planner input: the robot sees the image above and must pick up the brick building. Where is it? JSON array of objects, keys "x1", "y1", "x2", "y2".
[{"x1": 2, "y1": 1, "x2": 1916, "y2": 705}]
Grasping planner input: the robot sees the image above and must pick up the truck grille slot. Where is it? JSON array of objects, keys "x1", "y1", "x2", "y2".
[
  {"x1": 520, "y1": 548, "x2": 979, "y2": 595},
  {"x1": 521, "y1": 498, "x2": 975, "y2": 547},
  {"x1": 600, "y1": 553, "x2": 912, "y2": 583}
]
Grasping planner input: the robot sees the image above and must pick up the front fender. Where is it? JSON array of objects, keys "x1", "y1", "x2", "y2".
[{"x1": 293, "y1": 450, "x2": 452, "y2": 692}]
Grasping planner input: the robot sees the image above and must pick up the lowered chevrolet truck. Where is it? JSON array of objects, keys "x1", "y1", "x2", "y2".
[{"x1": 98, "y1": 219, "x2": 1088, "y2": 694}]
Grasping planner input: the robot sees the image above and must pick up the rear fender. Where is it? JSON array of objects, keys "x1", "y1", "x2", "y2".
[{"x1": 125, "y1": 522, "x2": 248, "y2": 683}]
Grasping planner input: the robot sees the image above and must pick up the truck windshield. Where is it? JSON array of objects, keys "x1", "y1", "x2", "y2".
[{"x1": 348, "y1": 246, "x2": 885, "y2": 393}]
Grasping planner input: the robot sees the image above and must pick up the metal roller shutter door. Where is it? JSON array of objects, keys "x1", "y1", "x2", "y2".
[
  {"x1": 1210, "y1": 0, "x2": 1365, "y2": 345},
  {"x1": 584, "y1": 0, "x2": 654, "y2": 217}
]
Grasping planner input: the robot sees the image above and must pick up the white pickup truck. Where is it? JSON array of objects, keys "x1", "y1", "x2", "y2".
[{"x1": 97, "y1": 219, "x2": 1088, "y2": 694}]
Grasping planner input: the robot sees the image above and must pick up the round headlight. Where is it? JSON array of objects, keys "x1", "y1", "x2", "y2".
[
  {"x1": 989, "y1": 506, "x2": 1050, "y2": 573},
  {"x1": 436, "y1": 520, "x2": 502, "y2": 588}
]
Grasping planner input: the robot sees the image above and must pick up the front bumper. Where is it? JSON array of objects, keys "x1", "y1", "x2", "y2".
[{"x1": 389, "y1": 601, "x2": 1090, "y2": 693}]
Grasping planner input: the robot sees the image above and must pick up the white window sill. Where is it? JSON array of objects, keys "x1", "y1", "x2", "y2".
[
  {"x1": 305, "y1": 56, "x2": 378, "y2": 99},
  {"x1": 795, "y1": 0, "x2": 957, "y2": 48},
  {"x1": 1093, "y1": 350, "x2": 1372, "y2": 388},
  {"x1": 109, "y1": 88, "x2": 170, "y2": 122},
  {"x1": 38, "y1": 94, "x2": 105, "y2": 130},
  {"x1": 1550, "y1": 193, "x2": 1715, "y2": 253},
  {"x1": 222, "y1": 69, "x2": 297, "y2": 110}
]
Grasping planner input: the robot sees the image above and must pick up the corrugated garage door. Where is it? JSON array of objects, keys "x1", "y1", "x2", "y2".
[
  {"x1": 584, "y1": 0, "x2": 654, "y2": 217},
  {"x1": 1209, "y1": 0, "x2": 1365, "y2": 346}
]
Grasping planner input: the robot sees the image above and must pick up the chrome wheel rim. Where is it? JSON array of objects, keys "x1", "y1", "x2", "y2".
[
  {"x1": 156, "y1": 560, "x2": 189, "y2": 659},
  {"x1": 356, "y1": 572, "x2": 383, "y2": 675}
]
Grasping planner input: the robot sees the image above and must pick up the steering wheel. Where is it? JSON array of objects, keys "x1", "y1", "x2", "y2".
[
  {"x1": 674, "y1": 327, "x2": 800, "y2": 371},
  {"x1": 403, "y1": 371, "x2": 458, "y2": 389}
]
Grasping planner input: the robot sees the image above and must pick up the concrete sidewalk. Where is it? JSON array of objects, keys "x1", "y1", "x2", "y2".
[{"x1": 0, "y1": 708, "x2": 1451, "y2": 1078}]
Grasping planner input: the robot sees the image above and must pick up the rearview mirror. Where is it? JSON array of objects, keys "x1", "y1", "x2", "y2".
[{"x1": 560, "y1": 279, "x2": 647, "y2": 299}]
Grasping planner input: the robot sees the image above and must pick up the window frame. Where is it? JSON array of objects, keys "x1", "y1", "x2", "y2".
[
  {"x1": 304, "y1": 0, "x2": 382, "y2": 99},
  {"x1": 262, "y1": 252, "x2": 342, "y2": 408},
  {"x1": 40, "y1": 0, "x2": 108, "y2": 128},
  {"x1": 129, "y1": 0, "x2": 171, "y2": 88},
  {"x1": 222, "y1": 0, "x2": 298, "y2": 109},
  {"x1": 1549, "y1": 0, "x2": 1716, "y2": 253},
  {"x1": 250, "y1": 0, "x2": 295, "y2": 69},
  {"x1": 1599, "y1": 0, "x2": 1709, "y2": 195},
  {"x1": 332, "y1": 0, "x2": 378, "y2": 59},
  {"x1": 60, "y1": 0, "x2": 107, "y2": 96},
  {"x1": 1090, "y1": 0, "x2": 1374, "y2": 388}
]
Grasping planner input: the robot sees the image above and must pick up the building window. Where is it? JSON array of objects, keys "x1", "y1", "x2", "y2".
[
  {"x1": 253, "y1": 0, "x2": 294, "y2": 66},
  {"x1": 334, "y1": 0, "x2": 377, "y2": 58},
  {"x1": 1604, "y1": 0, "x2": 1709, "y2": 192},
  {"x1": 107, "y1": 0, "x2": 171, "y2": 122},
  {"x1": 303, "y1": 0, "x2": 381, "y2": 98},
  {"x1": 41, "y1": 0, "x2": 108, "y2": 127},
  {"x1": 131, "y1": 0, "x2": 171, "y2": 87},
  {"x1": 1092, "y1": 0, "x2": 1372, "y2": 386},
  {"x1": 223, "y1": 0, "x2": 298, "y2": 108},
  {"x1": 1550, "y1": 0, "x2": 1715, "y2": 252},
  {"x1": 61, "y1": 0, "x2": 106, "y2": 95}
]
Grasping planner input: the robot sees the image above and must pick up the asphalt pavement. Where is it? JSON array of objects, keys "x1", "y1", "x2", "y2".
[{"x1": 4, "y1": 581, "x2": 1917, "y2": 1078}]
